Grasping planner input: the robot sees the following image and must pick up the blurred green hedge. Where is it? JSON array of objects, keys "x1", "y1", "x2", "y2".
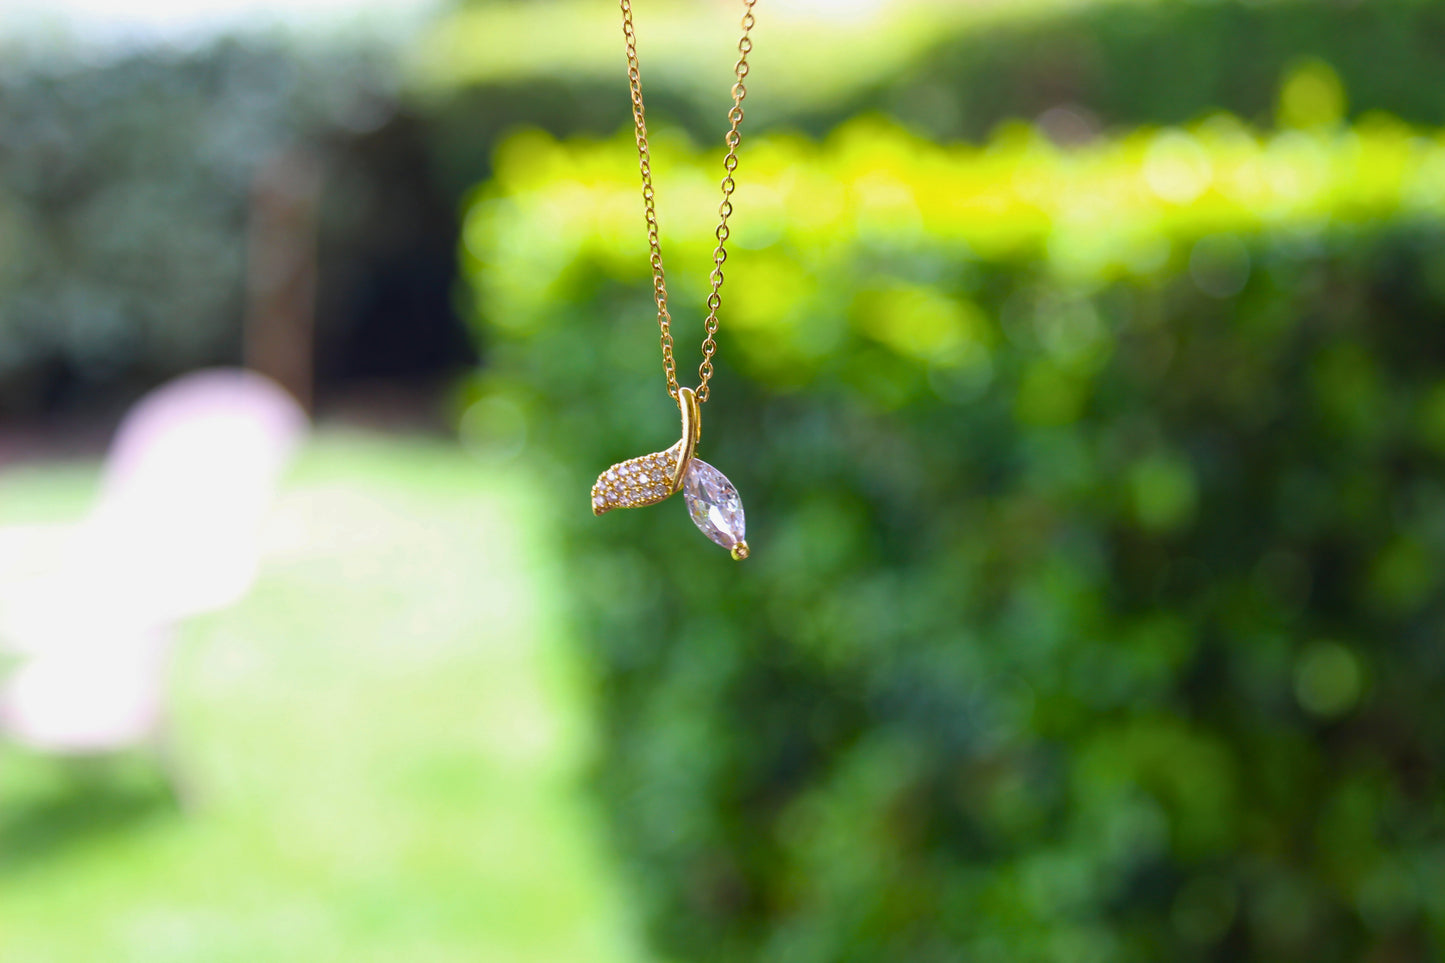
[{"x1": 463, "y1": 113, "x2": 1445, "y2": 962}]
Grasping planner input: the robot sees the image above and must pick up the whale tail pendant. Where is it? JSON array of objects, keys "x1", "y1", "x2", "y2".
[{"x1": 590, "y1": 387, "x2": 750, "y2": 560}]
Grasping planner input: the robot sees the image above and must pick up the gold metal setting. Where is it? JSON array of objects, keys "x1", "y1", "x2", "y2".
[
  {"x1": 672, "y1": 386, "x2": 701, "y2": 492},
  {"x1": 591, "y1": 388, "x2": 700, "y2": 516}
]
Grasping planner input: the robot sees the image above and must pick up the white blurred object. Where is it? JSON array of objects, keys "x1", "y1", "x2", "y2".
[
  {"x1": 0, "y1": 369, "x2": 307, "y2": 753},
  {"x1": 0, "y1": 0, "x2": 442, "y2": 51}
]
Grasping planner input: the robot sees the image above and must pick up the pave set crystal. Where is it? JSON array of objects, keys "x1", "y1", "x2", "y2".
[{"x1": 591, "y1": 442, "x2": 684, "y2": 515}]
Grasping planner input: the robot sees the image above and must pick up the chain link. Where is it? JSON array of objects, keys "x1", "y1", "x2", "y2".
[{"x1": 620, "y1": 0, "x2": 756, "y2": 403}]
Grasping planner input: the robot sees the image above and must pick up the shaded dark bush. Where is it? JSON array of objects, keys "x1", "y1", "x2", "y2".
[
  {"x1": 0, "y1": 39, "x2": 469, "y2": 416},
  {"x1": 877, "y1": 0, "x2": 1445, "y2": 139}
]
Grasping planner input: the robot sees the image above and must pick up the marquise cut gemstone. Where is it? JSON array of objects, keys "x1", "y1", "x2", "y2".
[{"x1": 682, "y1": 458, "x2": 745, "y2": 550}]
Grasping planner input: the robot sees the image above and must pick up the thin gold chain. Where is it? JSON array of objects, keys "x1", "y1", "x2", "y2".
[{"x1": 620, "y1": 0, "x2": 756, "y2": 404}]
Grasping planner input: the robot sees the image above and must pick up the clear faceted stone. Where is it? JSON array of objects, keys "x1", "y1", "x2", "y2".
[{"x1": 682, "y1": 458, "x2": 746, "y2": 550}]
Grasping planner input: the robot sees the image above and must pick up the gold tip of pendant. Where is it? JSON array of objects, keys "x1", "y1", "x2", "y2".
[{"x1": 730, "y1": 540, "x2": 750, "y2": 561}]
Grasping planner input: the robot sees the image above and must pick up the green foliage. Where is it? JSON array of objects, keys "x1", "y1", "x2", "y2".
[{"x1": 461, "y1": 116, "x2": 1445, "y2": 961}]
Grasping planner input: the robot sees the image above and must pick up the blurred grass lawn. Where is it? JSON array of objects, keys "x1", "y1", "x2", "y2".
[{"x1": 0, "y1": 432, "x2": 651, "y2": 963}]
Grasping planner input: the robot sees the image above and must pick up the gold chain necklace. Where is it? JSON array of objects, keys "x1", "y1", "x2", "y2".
[{"x1": 590, "y1": 0, "x2": 757, "y2": 561}]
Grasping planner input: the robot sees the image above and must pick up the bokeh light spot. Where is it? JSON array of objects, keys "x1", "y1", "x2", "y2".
[
  {"x1": 459, "y1": 394, "x2": 528, "y2": 461},
  {"x1": 1189, "y1": 233, "x2": 1252, "y2": 299},
  {"x1": 1294, "y1": 641, "x2": 1363, "y2": 718},
  {"x1": 1145, "y1": 131, "x2": 1213, "y2": 204},
  {"x1": 1172, "y1": 875, "x2": 1238, "y2": 944},
  {"x1": 1278, "y1": 59, "x2": 1347, "y2": 130},
  {"x1": 1129, "y1": 453, "x2": 1198, "y2": 532}
]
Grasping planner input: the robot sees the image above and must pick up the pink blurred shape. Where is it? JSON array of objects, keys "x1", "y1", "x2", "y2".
[{"x1": 0, "y1": 369, "x2": 307, "y2": 753}]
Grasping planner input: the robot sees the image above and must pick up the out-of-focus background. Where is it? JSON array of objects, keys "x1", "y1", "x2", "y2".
[{"x1": 3, "y1": 0, "x2": 1445, "y2": 960}]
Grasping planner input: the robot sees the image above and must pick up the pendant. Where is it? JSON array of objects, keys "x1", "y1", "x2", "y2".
[{"x1": 590, "y1": 387, "x2": 749, "y2": 560}]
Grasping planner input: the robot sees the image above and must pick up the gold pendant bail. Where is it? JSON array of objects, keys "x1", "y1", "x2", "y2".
[{"x1": 671, "y1": 386, "x2": 701, "y2": 492}]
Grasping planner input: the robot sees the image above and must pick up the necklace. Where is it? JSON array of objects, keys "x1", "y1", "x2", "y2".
[{"x1": 589, "y1": 0, "x2": 757, "y2": 561}]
